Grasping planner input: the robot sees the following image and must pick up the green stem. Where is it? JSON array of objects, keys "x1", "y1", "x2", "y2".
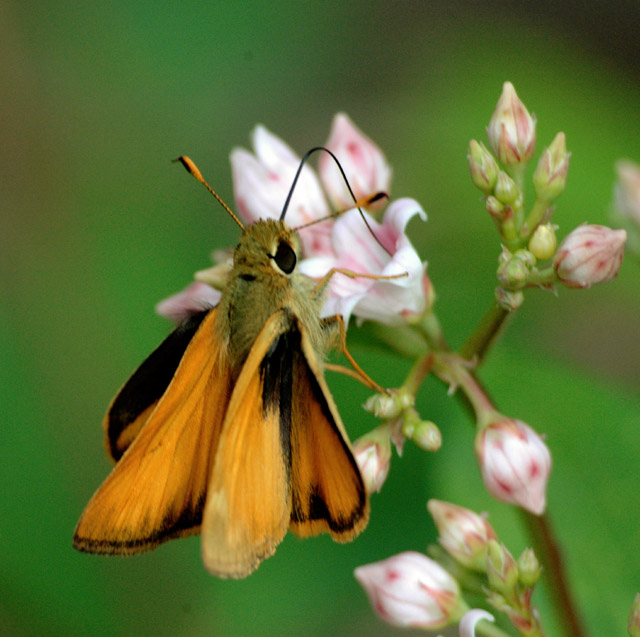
[
  {"x1": 477, "y1": 620, "x2": 514, "y2": 637},
  {"x1": 521, "y1": 197, "x2": 549, "y2": 240},
  {"x1": 459, "y1": 302, "x2": 511, "y2": 363},
  {"x1": 520, "y1": 511, "x2": 586, "y2": 637}
]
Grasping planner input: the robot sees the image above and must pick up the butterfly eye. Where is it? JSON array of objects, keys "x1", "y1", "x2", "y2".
[{"x1": 273, "y1": 240, "x2": 297, "y2": 274}]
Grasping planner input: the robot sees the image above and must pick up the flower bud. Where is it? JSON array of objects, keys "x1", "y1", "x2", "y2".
[
  {"x1": 627, "y1": 593, "x2": 640, "y2": 637},
  {"x1": 495, "y1": 287, "x2": 524, "y2": 311},
  {"x1": 528, "y1": 223, "x2": 557, "y2": 260},
  {"x1": 533, "y1": 132, "x2": 570, "y2": 202},
  {"x1": 494, "y1": 171, "x2": 519, "y2": 206},
  {"x1": 614, "y1": 160, "x2": 640, "y2": 228},
  {"x1": 352, "y1": 428, "x2": 392, "y2": 494},
  {"x1": 485, "y1": 195, "x2": 506, "y2": 221},
  {"x1": 497, "y1": 256, "x2": 529, "y2": 290},
  {"x1": 487, "y1": 82, "x2": 536, "y2": 167},
  {"x1": 363, "y1": 388, "x2": 414, "y2": 419},
  {"x1": 401, "y1": 409, "x2": 441, "y2": 452},
  {"x1": 475, "y1": 417, "x2": 551, "y2": 514},
  {"x1": 553, "y1": 224, "x2": 626, "y2": 288},
  {"x1": 427, "y1": 500, "x2": 497, "y2": 571},
  {"x1": 486, "y1": 540, "x2": 519, "y2": 595},
  {"x1": 354, "y1": 551, "x2": 465, "y2": 629},
  {"x1": 517, "y1": 548, "x2": 542, "y2": 587},
  {"x1": 319, "y1": 112, "x2": 392, "y2": 210},
  {"x1": 468, "y1": 140, "x2": 499, "y2": 194}
]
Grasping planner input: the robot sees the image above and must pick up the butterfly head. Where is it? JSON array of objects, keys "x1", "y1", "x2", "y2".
[{"x1": 233, "y1": 219, "x2": 301, "y2": 281}]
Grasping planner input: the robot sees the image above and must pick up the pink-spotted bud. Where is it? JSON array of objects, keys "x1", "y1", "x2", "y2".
[
  {"x1": 554, "y1": 224, "x2": 626, "y2": 288},
  {"x1": 474, "y1": 417, "x2": 551, "y2": 515},
  {"x1": 487, "y1": 82, "x2": 536, "y2": 168},
  {"x1": 354, "y1": 551, "x2": 466, "y2": 629},
  {"x1": 533, "y1": 132, "x2": 570, "y2": 202},
  {"x1": 427, "y1": 500, "x2": 497, "y2": 571},
  {"x1": 614, "y1": 160, "x2": 640, "y2": 227},
  {"x1": 319, "y1": 112, "x2": 392, "y2": 210},
  {"x1": 352, "y1": 428, "x2": 392, "y2": 494}
]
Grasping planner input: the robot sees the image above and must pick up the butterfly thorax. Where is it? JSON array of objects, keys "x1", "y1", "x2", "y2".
[{"x1": 219, "y1": 219, "x2": 328, "y2": 374}]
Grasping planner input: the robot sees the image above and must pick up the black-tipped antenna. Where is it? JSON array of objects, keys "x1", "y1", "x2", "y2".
[
  {"x1": 174, "y1": 156, "x2": 245, "y2": 230},
  {"x1": 279, "y1": 146, "x2": 390, "y2": 255}
]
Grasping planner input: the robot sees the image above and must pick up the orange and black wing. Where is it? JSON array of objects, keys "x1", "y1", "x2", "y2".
[
  {"x1": 73, "y1": 308, "x2": 231, "y2": 554},
  {"x1": 201, "y1": 311, "x2": 300, "y2": 578},
  {"x1": 288, "y1": 319, "x2": 369, "y2": 542},
  {"x1": 104, "y1": 310, "x2": 210, "y2": 461}
]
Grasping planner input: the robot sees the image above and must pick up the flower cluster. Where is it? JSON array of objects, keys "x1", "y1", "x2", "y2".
[
  {"x1": 355, "y1": 501, "x2": 545, "y2": 635},
  {"x1": 158, "y1": 114, "x2": 430, "y2": 327},
  {"x1": 469, "y1": 82, "x2": 625, "y2": 310}
]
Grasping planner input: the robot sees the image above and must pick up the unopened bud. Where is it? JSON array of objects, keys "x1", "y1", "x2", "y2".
[
  {"x1": 468, "y1": 140, "x2": 499, "y2": 194},
  {"x1": 628, "y1": 593, "x2": 640, "y2": 637},
  {"x1": 517, "y1": 548, "x2": 542, "y2": 587},
  {"x1": 487, "y1": 82, "x2": 536, "y2": 168},
  {"x1": 554, "y1": 224, "x2": 626, "y2": 288},
  {"x1": 427, "y1": 500, "x2": 497, "y2": 571},
  {"x1": 486, "y1": 196, "x2": 506, "y2": 220},
  {"x1": 475, "y1": 417, "x2": 551, "y2": 514},
  {"x1": 533, "y1": 132, "x2": 570, "y2": 202},
  {"x1": 353, "y1": 428, "x2": 392, "y2": 494},
  {"x1": 528, "y1": 223, "x2": 557, "y2": 260},
  {"x1": 495, "y1": 287, "x2": 524, "y2": 311},
  {"x1": 486, "y1": 540, "x2": 519, "y2": 595},
  {"x1": 364, "y1": 388, "x2": 414, "y2": 419},
  {"x1": 354, "y1": 552, "x2": 466, "y2": 629},
  {"x1": 494, "y1": 171, "x2": 519, "y2": 206}
]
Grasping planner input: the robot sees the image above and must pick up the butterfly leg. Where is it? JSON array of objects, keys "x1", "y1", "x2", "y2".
[
  {"x1": 311, "y1": 267, "x2": 408, "y2": 299},
  {"x1": 321, "y1": 314, "x2": 387, "y2": 394}
]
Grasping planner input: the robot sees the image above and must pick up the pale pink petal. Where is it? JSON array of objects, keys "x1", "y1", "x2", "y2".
[
  {"x1": 155, "y1": 282, "x2": 221, "y2": 322},
  {"x1": 319, "y1": 113, "x2": 392, "y2": 209}
]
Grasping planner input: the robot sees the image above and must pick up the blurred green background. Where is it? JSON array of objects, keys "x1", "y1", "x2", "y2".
[{"x1": 2, "y1": 2, "x2": 640, "y2": 635}]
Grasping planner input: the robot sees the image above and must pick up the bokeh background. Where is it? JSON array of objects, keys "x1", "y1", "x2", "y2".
[{"x1": 3, "y1": 2, "x2": 640, "y2": 635}]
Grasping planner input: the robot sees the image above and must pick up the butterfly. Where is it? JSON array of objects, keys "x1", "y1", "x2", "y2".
[{"x1": 73, "y1": 154, "x2": 390, "y2": 578}]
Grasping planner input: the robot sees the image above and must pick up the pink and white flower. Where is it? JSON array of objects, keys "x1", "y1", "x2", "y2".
[
  {"x1": 155, "y1": 282, "x2": 222, "y2": 323},
  {"x1": 158, "y1": 115, "x2": 429, "y2": 327},
  {"x1": 354, "y1": 551, "x2": 465, "y2": 629},
  {"x1": 299, "y1": 198, "x2": 429, "y2": 325},
  {"x1": 474, "y1": 418, "x2": 551, "y2": 515}
]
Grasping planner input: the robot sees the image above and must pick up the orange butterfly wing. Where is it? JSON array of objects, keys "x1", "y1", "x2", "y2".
[
  {"x1": 73, "y1": 308, "x2": 231, "y2": 554},
  {"x1": 201, "y1": 311, "x2": 292, "y2": 578},
  {"x1": 289, "y1": 320, "x2": 369, "y2": 542},
  {"x1": 201, "y1": 311, "x2": 368, "y2": 578},
  {"x1": 104, "y1": 311, "x2": 210, "y2": 461}
]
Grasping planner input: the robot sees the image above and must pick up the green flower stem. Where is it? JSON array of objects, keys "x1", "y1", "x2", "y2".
[
  {"x1": 477, "y1": 620, "x2": 513, "y2": 637},
  {"x1": 526, "y1": 266, "x2": 556, "y2": 287},
  {"x1": 432, "y1": 353, "x2": 495, "y2": 422},
  {"x1": 459, "y1": 302, "x2": 511, "y2": 363},
  {"x1": 519, "y1": 511, "x2": 586, "y2": 637},
  {"x1": 521, "y1": 198, "x2": 549, "y2": 241}
]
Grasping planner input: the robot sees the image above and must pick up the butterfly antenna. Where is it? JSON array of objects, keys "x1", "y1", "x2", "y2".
[
  {"x1": 280, "y1": 146, "x2": 390, "y2": 255},
  {"x1": 174, "y1": 155, "x2": 245, "y2": 230}
]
